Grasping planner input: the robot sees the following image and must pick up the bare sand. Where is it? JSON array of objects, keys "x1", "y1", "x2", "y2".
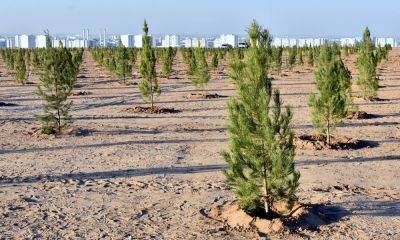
[{"x1": 0, "y1": 50, "x2": 399, "y2": 239}]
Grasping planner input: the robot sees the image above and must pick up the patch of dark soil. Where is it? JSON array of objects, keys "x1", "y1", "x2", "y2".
[
  {"x1": 371, "y1": 97, "x2": 390, "y2": 102},
  {"x1": 72, "y1": 91, "x2": 92, "y2": 96},
  {"x1": 0, "y1": 102, "x2": 18, "y2": 107},
  {"x1": 186, "y1": 93, "x2": 226, "y2": 99},
  {"x1": 124, "y1": 106, "x2": 181, "y2": 114},
  {"x1": 77, "y1": 75, "x2": 87, "y2": 79},
  {"x1": 346, "y1": 110, "x2": 376, "y2": 119},
  {"x1": 68, "y1": 128, "x2": 93, "y2": 137},
  {"x1": 296, "y1": 134, "x2": 378, "y2": 150}
]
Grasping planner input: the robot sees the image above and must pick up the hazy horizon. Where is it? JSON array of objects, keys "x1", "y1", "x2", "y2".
[{"x1": 1, "y1": 0, "x2": 399, "y2": 37}]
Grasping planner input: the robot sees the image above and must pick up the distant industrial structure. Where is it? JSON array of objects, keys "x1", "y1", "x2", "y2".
[{"x1": 0, "y1": 29, "x2": 398, "y2": 49}]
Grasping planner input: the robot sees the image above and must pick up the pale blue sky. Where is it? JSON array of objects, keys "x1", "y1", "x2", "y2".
[{"x1": 1, "y1": 0, "x2": 399, "y2": 37}]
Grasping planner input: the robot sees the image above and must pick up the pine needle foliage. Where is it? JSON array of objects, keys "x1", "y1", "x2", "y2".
[
  {"x1": 139, "y1": 20, "x2": 160, "y2": 109},
  {"x1": 356, "y1": 27, "x2": 379, "y2": 100},
  {"x1": 115, "y1": 44, "x2": 132, "y2": 83},
  {"x1": 15, "y1": 50, "x2": 27, "y2": 84},
  {"x1": 272, "y1": 46, "x2": 283, "y2": 73},
  {"x1": 287, "y1": 46, "x2": 297, "y2": 70},
  {"x1": 193, "y1": 46, "x2": 210, "y2": 90},
  {"x1": 223, "y1": 21, "x2": 300, "y2": 215},
  {"x1": 211, "y1": 50, "x2": 219, "y2": 71},
  {"x1": 308, "y1": 45, "x2": 352, "y2": 145},
  {"x1": 36, "y1": 47, "x2": 81, "y2": 134},
  {"x1": 161, "y1": 47, "x2": 177, "y2": 78}
]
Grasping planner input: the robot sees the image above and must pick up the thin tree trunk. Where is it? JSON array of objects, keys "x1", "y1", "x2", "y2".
[
  {"x1": 263, "y1": 166, "x2": 269, "y2": 214},
  {"x1": 327, "y1": 116, "x2": 330, "y2": 146},
  {"x1": 57, "y1": 108, "x2": 61, "y2": 133},
  {"x1": 150, "y1": 80, "x2": 154, "y2": 109}
]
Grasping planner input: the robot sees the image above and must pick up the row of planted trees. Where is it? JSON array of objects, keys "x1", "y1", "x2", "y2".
[
  {"x1": 89, "y1": 34, "x2": 380, "y2": 101},
  {"x1": 89, "y1": 43, "x2": 178, "y2": 82},
  {"x1": 0, "y1": 45, "x2": 83, "y2": 134},
  {"x1": 0, "y1": 47, "x2": 83, "y2": 85},
  {"x1": 223, "y1": 22, "x2": 389, "y2": 217},
  {"x1": 0, "y1": 21, "x2": 390, "y2": 219}
]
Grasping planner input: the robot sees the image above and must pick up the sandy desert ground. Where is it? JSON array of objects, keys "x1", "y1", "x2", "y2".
[{"x1": 0, "y1": 49, "x2": 399, "y2": 239}]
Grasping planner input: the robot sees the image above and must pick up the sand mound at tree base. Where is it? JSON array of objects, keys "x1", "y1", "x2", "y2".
[
  {"x1": 346, "y1": 110, "x2": 374, "y2": 119},
  {"x1": 296, "y1": 134, "x2": 376, "y2": 150},
  {"x1": 204, "y1": 201, "x2": 349, "y2": 237},
  {"x1": 25, "y1": 127, "x2": 92, "y2": 139}
]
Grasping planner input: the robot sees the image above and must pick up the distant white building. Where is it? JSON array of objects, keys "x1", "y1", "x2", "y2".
[
  {"x1": 53, "y1": 38, "x2": 67, "y2": 48},
  {"x1": 0, "y1": 39, "x2": 5, "y2": 48},
  {"x1": 298, "y1": 38, "x2": 313, "y2": 47},
  {"x1": 162, "y1": 35, "x2": 180, "y2": 48},
  {"x1": 182, "y1": 37, "x2": 192, "y2": 48},
  {"x1": 272, "y1": 38, "x2": 282, "y2": 47},
  {"x1": 313, "y1": 38, "x2": 328, "y2": 46},
  {"x1": 214, "y1": 34, "x2": 238, "y2": 48},
  {"x1": 289, "y1": 38, "x2": 297, "y2": 47},
  {"x1": 120, "y1": 34, "x2": 134, "y2": 47},
  {"x1": 36, "y1": 35, "x2": 48, "y2": 48},
  {"x1": 339, "y1": 38, "x2": 357, "y2": 46},
  {"x1": 192, "y1": 38, "x2": 206, "y2": 48},
  {"x1": 14, "y1": 35, "x2": 21, "y2": 48},
  {"x1": 6, "y1": 37, "x2": 15, "y2": 48},
  {"x1": 20, "y1": 35, "x2": 36, "y2": 49},
  {"x1": 272, "y1": 37, "x2": 327, "y2": 47},
  {"x1": 134, "y1": 35, "x2": 143, "y2": 48},
  {"x1": 375, "y1": 37, "x2": 396, "y2": 47},
  {"x1": 278, "y1": 38, "x2": 297, "y2": 47}
]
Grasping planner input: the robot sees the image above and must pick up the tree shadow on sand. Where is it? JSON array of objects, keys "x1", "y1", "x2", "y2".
[{"x1": 284, "y1": 204, "x2": 351, "y2": 232}]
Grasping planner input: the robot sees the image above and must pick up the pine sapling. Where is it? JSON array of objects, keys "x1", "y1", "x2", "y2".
[
  {"x1": 308, "y1": 45, "x2": 352, "y2": 145},
  {"x1": 139, "y1": 20, "x2": 160, "y2": 109},
  {"x1": 193, "y1": 46, "x2": 210, "y2": 91},
  {"x1": 223, "y1": 21, "x2": 300, "y2": 215},
  {"x1": 36, "y1": 48, "x2": 79, "y2": 134},
  {"x1": 15, "y1": 50, "x2": 27, "y2": 84},
  {"x1": 356, "y1": 27, "x2": 379, "y2": 100},
  {"x1": 116, "y1": 45, "x2": 132, "y2": 83},
  {"x1": 211, "y1": 51, "x2": 219, "y2": 71},
  {"x1": 161, "y1": 47, "x2": 176, "y2": 78}
]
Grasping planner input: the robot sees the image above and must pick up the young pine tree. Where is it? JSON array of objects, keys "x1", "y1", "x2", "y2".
[
  {"x1": 211, "y1": 50, "x2": 219, "y2": 71},
  {"x1": 287, "y1": 46, "x2": 297, "y2": 70},
  {"x1": 308, "y1": 45, "x2": 352, "y2": 145},
  {"x1": 272, "y1": 46, "x2": 283, "y2": 73},
  {"x1": 307, "y1": 48, "x2": 314, "y2": 66},
  {"x1": 161, "y1": 47, "x2": 176, "y2": 78},
  {"x1": 44, "y1": 30, "x2": 52, "y2": 48},
  {"x1": 4, "y1": 50, "x2": 15, "y2": 71},
  {"x1": 223, "y1": 21, "x2": 300, "y2": 215},
  {"x1": 356, "y1": 27, "x2": 379, "y2": 100},
  {"x1": 193, "y1": 46, "x2": 210, "y2": 90},
  {"x1": 115, "y1": 44, "x2": 132, "y2": 83},
  {"x1": 297, "y1": 48, "x2": 304, "y2": 65},
  {"x1": 15, "y1": 50, "x2": 27, "y2": 84},
  {"x1": 36, "y1": 48, "x2": 78, "y2": 134},
  {"x1": 188, "y1": 48, "x2": 197, "y2": 76},
  {"x1": 139, "y1": 20, "x2": 160, "y2": 109}
]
